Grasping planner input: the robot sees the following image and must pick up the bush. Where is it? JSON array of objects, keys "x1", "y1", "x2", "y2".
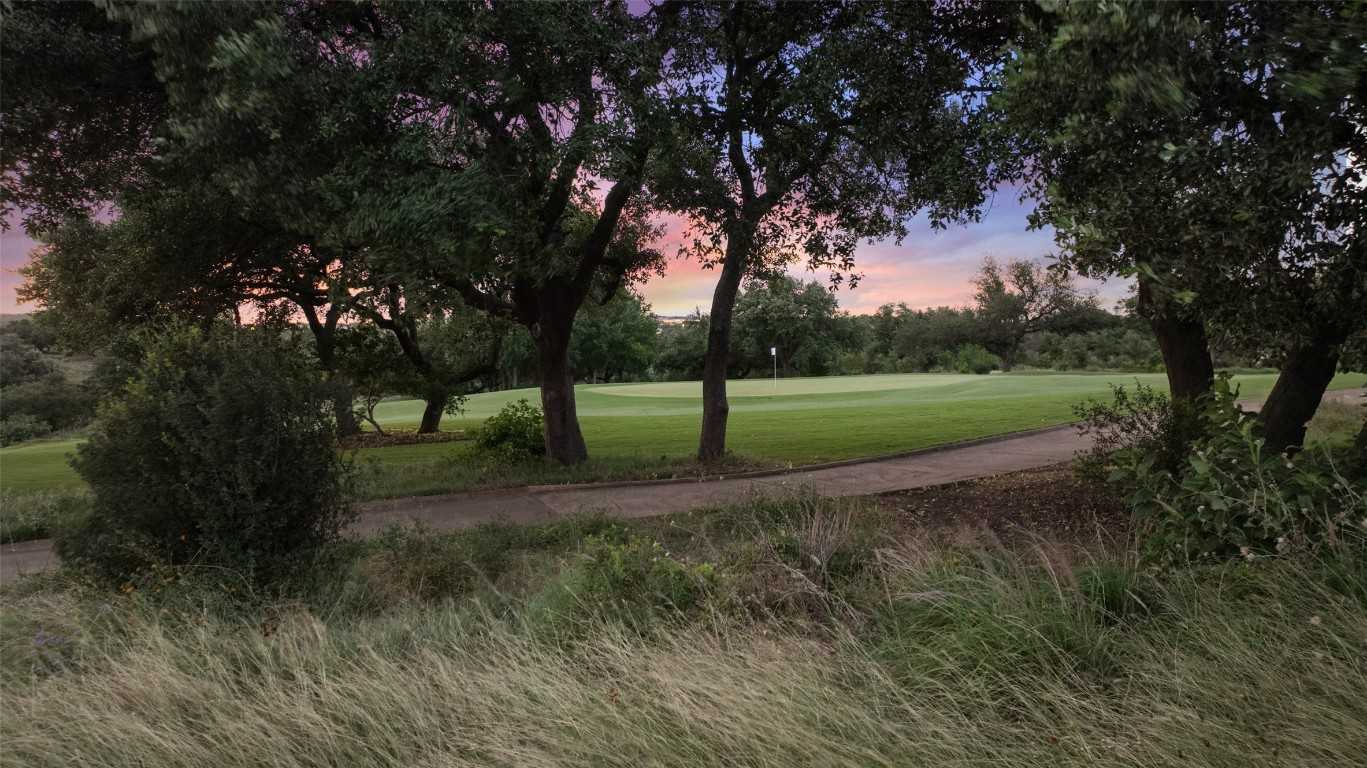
[
  {"x1": 1109, "y1": 379, "x2": 1366, "y2": 565},
  {"x1": 530, "y1": 534, "x2": 716, "y2": 631},
  {"x1": 1072, "y1": 380, "x2": 1206, "y2": 483},
  {"x1": 56, "y1": 324, "x2": 354, "y2": 586},
  {"x1": 0, "y1": 413, "x2": 52, "y2": 446},
  {"x1": 474, "y1": 398, "x2": 545, "y2": 458},
  {"x1": 951, "y1": 343, "x2": 1000, "y2": 375},
  {"x1": 0, "y1": 374, "x2": 97, "y2": 432}
]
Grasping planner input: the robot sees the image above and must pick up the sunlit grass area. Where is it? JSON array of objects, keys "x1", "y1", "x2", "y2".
[{"x1": 3, "y1": 371, "x2": 1362, "y2": 500}]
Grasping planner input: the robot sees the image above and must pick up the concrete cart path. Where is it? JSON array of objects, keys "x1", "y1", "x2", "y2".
[{"x1": 5, "y1": 389, "x2": 1362, "y2": 583}]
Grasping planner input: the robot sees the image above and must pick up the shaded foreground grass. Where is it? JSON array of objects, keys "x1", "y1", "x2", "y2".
[{"x1": 3, "y1": 490, "x2": 1365, "y2": 767}]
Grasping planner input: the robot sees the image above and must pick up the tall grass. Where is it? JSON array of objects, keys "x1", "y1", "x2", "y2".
[
  {"x1": 2, "y1": 496, "x2": 1365, "y2": 767},
  {"x1": 0, "y1": 489, "x2": 89, "y2": 543}
]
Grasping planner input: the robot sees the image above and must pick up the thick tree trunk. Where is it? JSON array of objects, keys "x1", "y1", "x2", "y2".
[
  {"x1": 1138, "y1": 277, "x2": 1213, "y2": 403},
  {"x1": 698, "y1": 233, "x2": 749, "y2": 462},
  {"x1": 417, "y1": 399, "x2": 444, "y2": 434},
  {"x1": 417, "y1": 395, "x2": 445, "y2": 434},
  {"x1": 1260, "y1": 342, "x2": 1340, "y2": 455},
  {"x1": 537, "y1": 328, "x2": 588, "y2": 464}
]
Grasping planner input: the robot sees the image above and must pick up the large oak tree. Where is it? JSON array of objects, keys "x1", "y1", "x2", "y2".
[
  {"x1": 655, "y1": 1, "x2": 1013, "y2": 460},
  {"x1": 999, "y1": 1, "x2": 1367, "y2": 452}
]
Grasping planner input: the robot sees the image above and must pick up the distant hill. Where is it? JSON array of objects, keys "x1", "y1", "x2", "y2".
[{"x1": 0, "y1": 313, "x2": 33, "y2": 326}]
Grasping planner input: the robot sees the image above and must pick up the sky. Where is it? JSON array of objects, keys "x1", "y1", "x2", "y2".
[
  {"x1": 0, "y1": 192, "x2": 1131, "y2": 317},
  {"x1": 639, "y1": 189, "x2": 1130, "y2": 317}
]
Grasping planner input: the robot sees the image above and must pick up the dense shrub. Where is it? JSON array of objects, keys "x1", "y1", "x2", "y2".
[
  {"x1": 0, "y1": 413, "x2": 52, "y2": 446},
  {"x1": 951, "y1": 343, "x2": 1001, "y2": 374},
  {"x1": 474, "y1": 399, "x2": 545, "y2": 458},
  {"x1": 0, "y1": 374, "x2": 97, "y2": 432},
  {"x1": 56, "y1": 324, "x2": 354, "y2": 586},
  {"x1": 1072, "y1": 380, "x2": 1206, "y2": 483},
  {"x1": 0, "y1": 335, "x2": 56, "y2": 388},
  {"x1": 1108, "y1": 380, "x2": 1365, "y2": 565}
]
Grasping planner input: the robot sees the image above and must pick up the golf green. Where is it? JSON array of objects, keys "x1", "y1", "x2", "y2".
[{"x1": 3, "y1": 371, "x2": 1362, "y2": 494}]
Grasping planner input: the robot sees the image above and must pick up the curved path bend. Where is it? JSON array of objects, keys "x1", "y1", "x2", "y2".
[{"x1": 4, "y1": 389, "x2": 1361, "y2": 582}]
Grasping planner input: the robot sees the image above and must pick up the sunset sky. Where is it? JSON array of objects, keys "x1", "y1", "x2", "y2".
[{"x1": 0, "y1": 190, "x2": 1131, "y2": 317}]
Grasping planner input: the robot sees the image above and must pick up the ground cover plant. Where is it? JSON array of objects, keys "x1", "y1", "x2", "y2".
[{"x1": 2, "y1": 487, "x2": 1364, "y2": 767}]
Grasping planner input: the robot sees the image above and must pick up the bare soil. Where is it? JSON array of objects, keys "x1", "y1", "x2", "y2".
[
  {"x1": 339, "y1": 430, "x2": 470, "y2": 450},
  {"x1": 877, "y1": 464, "x2": 1131, "y2": 546}
]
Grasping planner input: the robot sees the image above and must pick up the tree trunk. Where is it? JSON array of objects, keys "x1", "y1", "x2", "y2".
[
  {"x1": 330, "y1": 374, "x2": 361, "y2": 437},
  {"x1": 698, "y1": 232, "x2": 749, "y2": 462},
  {"x1": 417, "y1": 395, "x2": 445, "y2": 434},
  {"x1": 1138, "y1": 276, "x2": 1213, "y2": 403},
  {"x1": 302, "y1": 304, "x2": 360, "y2": 438},
  {"x1": 537, "y1": 328, "x2": 588, "y2": 464},
  {"x1": 1260, "y1": 341, "x2": 1340, "y2": 455}
]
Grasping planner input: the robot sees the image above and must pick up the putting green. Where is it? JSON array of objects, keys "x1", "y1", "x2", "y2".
[{"x1": 4, "y1": 371, "x2": 1363, "y2": 495}]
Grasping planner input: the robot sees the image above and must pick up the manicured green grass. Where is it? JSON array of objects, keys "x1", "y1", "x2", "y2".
[
  {"x1": 0, "y1": 440, "x2": 88, "y2": 493},
  {"x1": 3, "y1": 371, "x2": 1362, "y2": 497}
]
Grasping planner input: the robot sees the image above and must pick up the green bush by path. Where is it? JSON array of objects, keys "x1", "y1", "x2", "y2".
[{"x1": 56, "y1": 325, "x2": 354, "y2": 585}]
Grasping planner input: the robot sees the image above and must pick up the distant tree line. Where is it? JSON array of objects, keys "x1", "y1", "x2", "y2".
[{"x1": 497, "y1": 258, "x2": 1170, "y2": 388}]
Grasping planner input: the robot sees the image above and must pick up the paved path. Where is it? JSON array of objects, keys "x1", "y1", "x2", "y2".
[{"x1": 4, "y1": 389, "x2": 1361, "y2": 583}]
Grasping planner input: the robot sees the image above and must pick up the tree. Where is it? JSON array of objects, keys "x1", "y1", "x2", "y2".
[
  {"x1": 350, "y1": 288, "x2": 503, "y2": 434},
  {"x1": 571, "y1": 290, "x2": 659, "y2": 384},
  {"x1": 121, "y1": 1, "x2": 677, "y2": 464},
  {"x1": 971, "y1": 256, "x2": 1096, "y2": 368},
  {"x1": 19, "y1": 188, "x2": 368, "y2": 435},
  {"x1": 732, "y1": 276, "x2": 842, "y2": 377},
  {"x1": 656, "y1": 311, "x2": 710, "y2": 381},
  {"x1": 1, "y1": 0, "x2": 164, "y2": 231},
  {"x1": 334, "y1": 324, "x2": 405, "y2": 436},
  {"x1": 658, "y1": 1, "x2": 1013, "y2": 460},
  {"x1": 1000, "y1": 1, "x2": 1367, "y2": 451}
]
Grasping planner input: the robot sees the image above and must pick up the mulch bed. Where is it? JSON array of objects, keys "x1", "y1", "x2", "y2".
[
  {"x1": 876, "y1": 464, "x2": 1131, "y2": 547},
  {"x1": 339, "y1": 430, "x2": 470, "y2": 450}
]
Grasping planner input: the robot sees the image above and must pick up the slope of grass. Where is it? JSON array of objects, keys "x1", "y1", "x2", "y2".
[
  {"x1": 2, "y1": 493, "x2": 1364, "y2": 767},
  {"x1": 2, "y1": 371, "x2": 1361, "y2": 498}
]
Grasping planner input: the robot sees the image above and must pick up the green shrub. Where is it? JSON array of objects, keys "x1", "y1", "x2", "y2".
[
  {"x1": 56, "y1": 324, "x2": 354, "y2": 587},
  {"x1": 1072, "y1": 380, "x2": 1206, "y2": 483},
  {"x1": 474, "y1": 398, "x2": 545, "y2": 458},
  {"x1": 0, "y1": 413, "x2": 52, "y2": 446},
  {"x1": 1111, "y1": 380, "x2": 1366, "y2": 565},
  {"x1": 952, "y1": 343, "x2": 1001, "y2": 375},
  {"x1": 530, "y1": 534, "x2": 716, "y2": 630},
  {"x1": 0, "y1": 375, "x2": 96, "y2": 432}
]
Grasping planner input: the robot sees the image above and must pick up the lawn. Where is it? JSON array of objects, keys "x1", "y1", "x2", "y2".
[{"x1": 3, "y1": 371, "x2": 1363, "y2": 496}]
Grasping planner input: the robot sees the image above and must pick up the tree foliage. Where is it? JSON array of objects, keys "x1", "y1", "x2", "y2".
[{"x1": 999, "y1": 0, "x2": 1367, "y2": 449}]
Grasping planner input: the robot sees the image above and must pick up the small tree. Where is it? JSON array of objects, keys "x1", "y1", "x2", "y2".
[
  {"x1": 59, "y1": 324, "x2": 353, "y2": 585},
  {"x1": 971, "y1": 256, "x2": 1096, "y2": 369}
]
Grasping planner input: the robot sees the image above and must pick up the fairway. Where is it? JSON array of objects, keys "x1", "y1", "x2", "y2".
[{"x1": 3, "y1": 371, "x2": 1363, "y2": 495}]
